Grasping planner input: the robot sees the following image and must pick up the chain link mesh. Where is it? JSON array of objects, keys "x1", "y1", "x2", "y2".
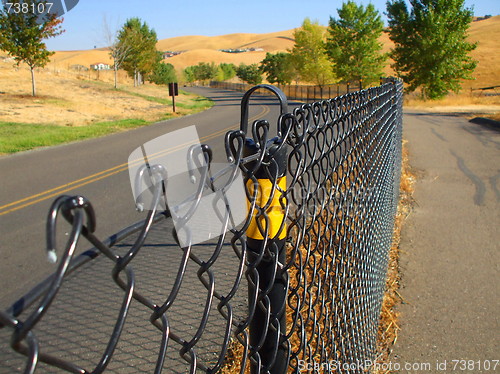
[{"x1": 0, "y1": 81, "x2": 403, "y2": 374}]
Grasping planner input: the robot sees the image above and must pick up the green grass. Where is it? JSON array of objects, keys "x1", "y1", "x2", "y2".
[
  {"x1": 0, "y1": 119, "x2": 149, "y2": 154},
  {"x1": 113, "y1": 87, "x2": 170, "y2": 104},
  {"x1": 0, "y1": 91, "x2": 213, "y2": 154}
]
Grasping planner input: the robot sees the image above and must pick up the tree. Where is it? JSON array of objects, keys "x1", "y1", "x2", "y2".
[
  {"x1": 148, "y1": 62, "x2": 177, "y2": 85},
  {"x1": 193, "y1": 62, "x2": 218, "y2": 82},
  {"x1": 217, "y1": 63, "x2": 236, "y2": 81},
  {"x1": 290, "y1": 18, "x2": 336, "y2": 92},
  {"x1": 182, "y1": 62, "x2": 218, "y2": 84},
  {"x1": 260, "y1": 52, "x2": 295, "y2": 85},
  {"x1": 386, "y1": 0, "x2": 477, "y2": 99},
  {"x1": 183, "y1": 65, "x2": 197, "y2": 84},
  {"x1": 118, "y1": 18, "x2": 159, "y2": 86},
  {"x1": 326, "y1": 1, "x2": 386, "y2": 86},
  {"x1": 236, "y1": 64, "x2": 262, "y2": 85},
  {"x1": 0, "y1": 0, "x2": 64, "y2": 96},
  {"x1": 102, "y1": 16, "x2": 130, "y2": 89}
]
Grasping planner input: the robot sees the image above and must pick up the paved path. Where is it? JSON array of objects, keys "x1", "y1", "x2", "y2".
[
  {"x1": 392, "y1": 111, "x2": 499, "y2": 372},
  {"x1": 0, "y1": 87, "x2": 289, "y2": 306}
]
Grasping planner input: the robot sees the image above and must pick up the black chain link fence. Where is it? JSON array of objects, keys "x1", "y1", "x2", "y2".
[
  {"x1": 0, "y1": 80, "x2": 403, "y2": 374},
  {"x1": 209, "y1": 81, "x2": 363, "y2": 103}
]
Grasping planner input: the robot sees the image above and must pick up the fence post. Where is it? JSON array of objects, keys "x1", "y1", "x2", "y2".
[{"x1": 240, "y1": 85, "x2": 289, "y2": 374}]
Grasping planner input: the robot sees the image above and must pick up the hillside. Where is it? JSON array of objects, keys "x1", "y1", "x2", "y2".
[
  {"x1": 156, "y1": 29, "x2": 295, "y2": 52},
  {"x1": 52, "y1": 49, "x2": 113, "y2": 67},
  {"x1": 47, "y1": 29, "x2": 296, "y2": 72},
  {"x1": 466, "y1": 15, "x2": 500, "y2": 89},
  {"x1": 2, "y1": 16, "x2": 498, "y2": 90}
]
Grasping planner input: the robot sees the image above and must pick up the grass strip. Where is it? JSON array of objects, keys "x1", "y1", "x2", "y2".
[
  {"x1": 113, "y1": 87, "x2": 170, "y2": 104},
  {"x1": 0, "y1": 119, "x2": 149, "y2": 154},
  {"x1": 0, "y1": 93, "x2": 212, "y2": 154}
]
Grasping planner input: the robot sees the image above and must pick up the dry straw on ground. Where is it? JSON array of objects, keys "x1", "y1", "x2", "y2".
[
  {"x1": 0, "y1": 61, "x2": 205, "y2": 126},
  {"x1": 374, "y1": 140, "x2": 415, "y2": 373},
  {"x1": 219, "y1": 142, "x2": 415, "y2": 374}
]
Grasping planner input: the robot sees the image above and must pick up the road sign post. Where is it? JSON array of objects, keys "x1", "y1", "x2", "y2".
[{"x1": 168, "y1": 82, "x2": 179, "y2": 113}]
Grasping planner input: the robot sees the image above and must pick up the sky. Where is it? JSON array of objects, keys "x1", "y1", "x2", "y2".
[{"x1": 44, "y1": 0, "x2": 500, "y2": 51}]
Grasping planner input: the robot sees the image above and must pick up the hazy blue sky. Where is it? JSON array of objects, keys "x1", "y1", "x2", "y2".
[{"x1": 45, "y1": 0, "x2": 500, "y2": 51}]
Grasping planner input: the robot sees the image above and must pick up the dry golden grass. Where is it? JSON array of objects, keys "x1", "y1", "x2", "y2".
[
  {"x1": 465, "y1": 16, "x2": 500, "y2": 90},
  {"x1": 0, "y1": 59, "x2": 204, "y2": 126},
  {"x1": 403, "y1": 92, "x2": 500, "y2": 120},
  {"x1": 374, "y1": 140, "x2": 416, "y2": 373},
  {"x1": 156, "y1": 30, "x2": 295, "y2": 52},
  {"x1": 52, "y1": 49, "x2": 113, "y2": 68}
]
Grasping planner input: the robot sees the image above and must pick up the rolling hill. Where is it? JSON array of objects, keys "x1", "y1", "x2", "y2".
[{"x1": 4, "y1": 16, "x2": 499, "y2": 89}]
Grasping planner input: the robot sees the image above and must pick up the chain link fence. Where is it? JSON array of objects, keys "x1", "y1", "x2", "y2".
[
  {"x1": 209, "y1": 81, "x2": 364, "y2": 103},
  {"x1": 0, "y1": 80, "x2": 403, "y2": 374}
]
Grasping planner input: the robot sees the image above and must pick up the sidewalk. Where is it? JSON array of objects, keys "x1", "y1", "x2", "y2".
[{"x1": 392, "y1": 111, "x2": 499, "y2": 372}]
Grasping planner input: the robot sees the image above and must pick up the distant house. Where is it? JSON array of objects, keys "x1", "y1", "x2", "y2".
[
  {"x1": 70, "y1": 64, "x2": 88, "y2": 72},
  {"x1": 162, "y1": 51, "x2": 183, "y2": 59},
  {"x1": 90, "y1": 62, "x2": 111, "y2": 70},
  {"x1": 218, "y1": 47, "x2": 265, "y2": 53}
]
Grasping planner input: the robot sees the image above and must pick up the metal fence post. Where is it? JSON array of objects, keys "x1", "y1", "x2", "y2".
[{"x1": 240, "y1": 85, "x2": 289, "y2": 374}]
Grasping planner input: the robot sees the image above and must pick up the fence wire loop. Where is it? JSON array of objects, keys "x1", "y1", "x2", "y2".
[{"x1": 1, "y1": 80, "x2": 403, "y2": 374}]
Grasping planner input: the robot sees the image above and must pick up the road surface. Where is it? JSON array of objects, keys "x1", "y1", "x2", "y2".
[
  {"x1": 0, "y1": 86, "x2": 290, "y2": 306},
  {"x1": 392, "y1": 111, "x2": 499, "y2": 371}
]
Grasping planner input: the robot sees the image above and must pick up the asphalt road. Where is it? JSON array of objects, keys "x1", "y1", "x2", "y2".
[
  {"x1": 392, "y1": 111, "x2": 499, "y2": 370},
  {"x1": 0, "y1": 86, "x2": 291, "y2": 307}
]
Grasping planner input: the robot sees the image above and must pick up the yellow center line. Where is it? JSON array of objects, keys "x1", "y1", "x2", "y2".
[{"x1": 0, "y1": 104, "x2": 270, "y2": 216}]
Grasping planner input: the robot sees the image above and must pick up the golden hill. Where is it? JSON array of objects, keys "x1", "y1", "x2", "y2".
[
  {"x1": 48, "y1": 29, "x2": 296, "y2": 71},
  {"x1": 52, "y1": 49, "x2": 113, "y2": 67},
  {"x1": 3, "y1": 16, "x2": 497, "y2": 89},
  {"x1": 466, "y1": 15, "x2": 500, "y2": 89},
  {"x1": 157, "y1": 29, "x2": 295, "y2": 52}
]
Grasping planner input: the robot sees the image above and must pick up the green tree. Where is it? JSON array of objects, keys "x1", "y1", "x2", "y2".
[
  {"x1": 260, "y1": 52, "x2": 295, "y2": 85},
  {"x1": 0, "y1": 0, "x2": 64, "y2": 96},
  {"x1": 326, "y1": 1, "x2": 386, "y2": 86},
  {"x1": 290, "y1": 18, "x2": 336, "y2": 92},
  {"x1": 118, "y1": 18, "x2": 160, "y2": 86},
  {"x1": 148, "y1": 62, "x2": 177, "y2": 85},
  {"x1": 182, "y1": 62, "x2": 218, "y2": 84},
  {"x1": 236, "y1": 64, "x2": 262, "y2": 85},
  {"x1": 386, "y1": 0, "x2": 477, "y2": 99},
  {"x1": 217, "y1": 63, "x2": 236, "y2": 81},
  {"x1": 194, "y1": 62, "x2": 218, "y2": 82},
  {"x1": 183, "y1": 65, "x2": 196, "y2": 84}
]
